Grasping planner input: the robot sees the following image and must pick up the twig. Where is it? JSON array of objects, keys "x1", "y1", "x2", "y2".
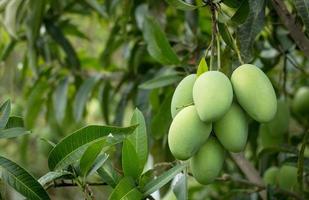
[
  {"x1": 283, "y1": 55, "x2": 288, "y2": 98},
  {"x1": 297, "y1": 130, "x2": 309, "y2": 191},
  {"x1": 49, "y1": 181, "x2": 108, "y2": 189},
  {"x1": 210, "y1": 3, "x2": 217, "y2": 71}
]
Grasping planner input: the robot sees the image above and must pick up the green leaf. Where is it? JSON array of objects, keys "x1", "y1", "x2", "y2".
[
  {"x1": 122, "y1": 139, "x2": 141, "y2": 179},
  {"x1": 127, "y1": 108, "x2": 148, "y2": 172},
  {"x1": 0, "y1": 156, "x2": 50, "y2": 200},
  {"x1": 0, "y1": 40, "x2": 16, "y2": 61},
  {"x1": 295, "y1": 0, "x2": 309, "y2": 32},
  {"x1": 197, "y1": 58, "x2": 208, "y2": 77},
  {"x1": 218, "y1": 22, "x2": 235, "y2": 50},
  {"x1": 38, "y1": 171, "x2": 73, "y2": 187},
  {"x1": 87, "y1": 153, "x2": 109, "y2": 176},
  {"x1": 97, "y1": 159, "x2": 121, "y2": 188},
  {"x1": 0, "y1": 100, "x2": 11, "y2": 129},
  {"x1": 48, "y1": 125, "x2": 137, "y2": 170},
  {"x1": 85, "y1": 0, "x2": 107, "y2": 18},
  {"x1": 108, "y1": 177, "x2": 142, "y2": 200},
  {"x1": 0, "y1": 127, "x2": 29, "y2": 139},
  {"x1": 5, "y1": 116, "x2": 24, "y2": 129},
  {"x1": 143, "y1": 16, "x2": 180, "y2": 65},
  {"x1": 73, "y1": 76, "x2": 100, "y2": 122},
  {"x1": 222, "y1": 0, "x2": 242, "y2": 8},
  {"x1": 231, "y1": 0, "x2": 249, "y2": 24},
  {"x1": 142, "y1": 163, "x2": 187, "y2": 197},
  {"x1": 100, "y1": 82, "x2": 111, "y2": 124},
  {"x1": 172, "y1": 173, "x2": 187, "y2": 200},
  {"x1": 139, "y1": 73, "x2": 182, "y2": 90},
  {"x1": 80, "y1": 139, "x2": 105, "y2": 176},
  {"x1": 53, "y1": 78, "x2": 69, "y2": 124},
  {"x1": 4, "y1": 0, "x2": 24, "y2": 37},
  {"x1": 165, "y1": 0, "x2": 199, "y2": 11}
]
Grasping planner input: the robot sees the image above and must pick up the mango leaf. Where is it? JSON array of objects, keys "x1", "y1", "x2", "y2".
[
  {"x1": 99, "y1": 82, "x2": 111, "y2": 124},
  {"x1": 53, "y1": 78, "x2": 69, "y2": 124},
  {"x1": 172, "y1": 173, "x2": 187, "y2": 200},
  {"x1": 38, "y1": 171, "x2": 74, "y2": 187},
  {"x1": 0, "y1": 40, "x2": 16, "y2": 61},
  {"x1": 87, "y1": 153, "x2": 109, "y2": 176},
  {"x1": 139, "y1": 73, "x2": 182, "y2": 90},
  {"x1": 97, "y1": 159, "x2": 122, "y2": 188},
  {"x1": 197, "y1": 58, "x2": 208, "y2": 77},
  {"x1": 295, "y1": 0, "x2": 309, "y2": 32},
  {"x1": 85, "y1": 0, "x2": 107, "y2": 18},
  {"x1": 122, "y1": 139, "x2": 141, "y2": 179},
  {"x1": 142, "y1": 163, "x2": 187, "y2": 197},
  {"x1": 0, "y1": 99, "x2": 11, "y2": 129},
  {"x1": 0, "y1": 156, "x2": 50, "y2": 200},
  {"x1": 108, "y1": 177, "x2": 142, "y2": 200},
  {"x1": 48, "y1": 124, "x2": 137, "y2": 170},
  {"x1": 218, "y1": 22, "x2": 235, "y2": 50},
  {"x1": 143, "y1": 16, "x2": 180, "y2": 65},
  {"x1": 73, "y1": 76, "x2": 100, "y2": 122},
  {"x1": 0, "y1": 127, "x2": 29, "y2": 139},
  {"x1": 5, "y1": 116, "x2": 24, "y2": 128},
  {"x1": 231, "y1": 0, "x2": 249, "y2": 24},
  {"x1": 165, "y1": 0, "x2": 199, "y2": 11},
  {"x1": 4, "y1": 0, "x2": 24, "y2": 37},
  {"x1": 222, "y1": 0, "x2": 242, "y2": 8}
]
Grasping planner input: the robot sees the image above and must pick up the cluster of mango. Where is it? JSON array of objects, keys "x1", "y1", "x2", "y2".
[{"x1": 168, "y1": 64, "x2": 278, "y2": 185}]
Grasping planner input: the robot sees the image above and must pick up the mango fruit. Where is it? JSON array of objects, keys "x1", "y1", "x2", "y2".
[
  {"x1": 231, "y1": 64, "x2": 277, "y2": 123},
  {"x1": 278, "y1": 165, "x2": 298, "y2": 190},
  {"x1": 214, "y1": 103, "x2": 248, "y2": 152},
  {"x1": 292, "y1": 86, "x2": 309, "y2": 116},
  {"x1": 190, "y1": 137, "x2": 225, "y2": 184},
  {"x1": 193, "y1": 71, "x2": 233, "y2": 122},
  {"x1": 171, "y1": 74, "x2": 196, "y2": 118},
  {"x1": 168, "y1": 106, "x2": 212, "y2": 160},
  {"x1": 263, "y1": 166, "x2": 279, "y2": 185}
]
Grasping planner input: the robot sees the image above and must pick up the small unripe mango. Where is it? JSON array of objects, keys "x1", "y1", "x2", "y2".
[
  {"x1": 171, "y1": 74, "x2": 196, "y2": 118},
  {"x1": 258, "y1": 124, "x2": 283, "y2": 148},
  {"x1": 231, "y1": 64, "x2": 277, "y2": 123},
  {"x1": 292, "y1": 86, "x2": 309, "y2": 116},
  {"x1": 190, "y1": 137, "x2": 225, "y2": 185},
  {"x1": 193, "y1": 71, "x2": 233, "y2": 122},
  {"x1": 263, "y1": 166, "x2": 279, "y2": 185},
  {"x1": 168, "y1": 106, "x2": 212, "y2": 160},
  {"x1": 214, "y1": 103, "x2": 248, "y2": 152},
  {"x1": 278, "y1": 165, "x2": 298, "y2": 190}
]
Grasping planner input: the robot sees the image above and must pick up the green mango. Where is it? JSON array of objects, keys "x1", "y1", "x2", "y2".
[
  {"x1": 265, "y1": 99, "x2": 290, "y2": 137},
  {"x1": 278, "y1": 165, "x2": 298, "y2": 190},
  {"x1": 231, "y1": 64, "x2": 277, "y2": 123},
  {"x1": 292, "y1": 86, "x2": 309, "y2": 116},
  {"x1": 258, "y1": 124, "x2": 283, "y2": 148},
  {"x1": 168, "y1": 105, "x2": 212, "y2": 160},
  {"x1": 193, "y1": 71, "x2": 233, "y2": 122},
  {"x1": 190, "y1": 137, "x2": 225, "y2": 185},
  {"x1": 214, "y1": 103, "x2": 248, "y2": 152},
  {"x1": 263, "y1": 166, "x2": 279, "y2": 185},
  {"x1": 171, "y1": 74, "x2": 196, "y2": 118}
]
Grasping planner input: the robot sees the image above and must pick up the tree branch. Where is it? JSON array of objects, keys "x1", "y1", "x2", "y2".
[
  {"x1": 271, "y1": 0, "x2": 309, "y2": 58},
  {"x1": 48, "y1": 181, "x2": 108, "y2": 189}
]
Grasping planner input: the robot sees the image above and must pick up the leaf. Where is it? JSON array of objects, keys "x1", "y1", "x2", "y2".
[
  {"x1": 80, "y1": 139, "x2": 105, "y2": 176},
  {"x1": 172, "y1": 173, "x2": 187, "y2": 200},
  {"x1": 165, "y1": 0, "x2": 199, "y2": 11},
  {"x1": 139, "y1": 73, "x2": 182, "y2": 90},
  {"x1": 100, "y1": 82, "x2": 111, "y2": 124},
  {"x1": 141, "y1": 163, "x2": 187, "y2": 197},
  {"x1": 197, "y1": 58, "x2": 208, "y2": 77},
  {"x1": 48, "y1": 125, "x2": 137, "y2": 170},
  {"x1": 73, "y1": 76, "x2": 100, "y2": 122},
  {"x1": 38, "y1": 171, "x2": 73, "y2": 187},
  {"x1": 108, "y1": 177, "x2": 141, "y2": 200},
  {"x1": 231, "y1": 0, "x2": 249, "y2": 24},
  {"x1": 218, "y1": 22, "x2": 235, "y2": 50},
  {"x1": 0, "y1": 100, "x2": 11, "y2": 129},
  {"x1": 0, "y1": 40, "x2": 16, "y2": 61},
  {"x1": 0, "y1": 156, "x2": 50, "y2": 200},
  {"x1": 53, "y1": 78, "x2": 69, "y2": 124},
  {"x1": 295, "y1": 0, "x2": 309, "y2": 32},
  {"x1": 222, "y1": 0, "x2": 242, "y2": 8},
  {"x1": 127, "y1": 108, "x2": 148, "y2": 173},
  {"x1": 143, "y1": 16, "x2": 180, "y2": 65},
  {"x1": 97, "y1": 159, "x2": 121, "y2": 188},
  {"x1": 119, "y1": 188, "x2": 142, "y2": 200},
  {"x1": 85, "y1": 0, "x2": 107, "y2": 18},
  {"x1": 4, "y1": 0, "x2": 24, "y2": 37},
  {"x1": 122, "y1": 139, "x2": 141, "y2": 179},
  {"x1": 87, "y1": 153, "x2": 109, "y2": 176},
  {"x1": 5, "y1": 116, "x2": 24, "y2": 128},
  {"x1": 135, "y1": 4, "x2": 148, "y2": 30},
  {"x1": 0, "y1": 127, "x2": 29, "y2": 139}
]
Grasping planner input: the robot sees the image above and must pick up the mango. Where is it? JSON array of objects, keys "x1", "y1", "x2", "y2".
[
  {"x1": 292, "y1": 86, "x2": 309, "y2": 116},
  {"x1": 214, "y1": 103, "x2": 248, "y2": 152},
  {"x1": 278, "y1": 165, "x2": 298, "y2": 190},
  {"x1": 263, "y1": 166, "x2": 279, "y2": 185},
  {"x1": 190, "y1": 137, "x2": 225, "y2": 184},
  {"x1": 258, "y1": 124, "x2": 283, "y2": 148},
  {"x1": 265, "y1": 99, "x2": 290, "y2": 137},
  {"x1": 168, "y1": 106, "x2": 212, "y2": 160},
  {"x1": 231, "y1": 64, "x2": 277, "y2": 123},
  {"x1": 193, "y1": 71, "x2": 233, "y2": 122},
  {"x1": 171, "y1": 74, "x2": 196, "y2": 118}
]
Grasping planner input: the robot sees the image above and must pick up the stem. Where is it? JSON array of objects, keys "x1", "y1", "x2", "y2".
[
  {"x1": 283, "y1": 55, "x2": 287, "y2": 98},
  {"x1": 210, "y1": 4, "x2": 217, "y2": 71},
  {"x1": 216, "y1": 29, "x2": 221, "y2": 71},
  {"x1": 297, "y1": 129, "x2": 309, "y2": 192}
]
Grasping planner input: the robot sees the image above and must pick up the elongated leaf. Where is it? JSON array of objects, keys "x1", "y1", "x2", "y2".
[
  {"x1": 97, "y1": 159, "x2": 121, "y2": 188},
  {"x1": 295, "y1": 0, "x2": 309, "y2": 32},
  {"x1": 222, "y1": 0, "x2": 242, "y2": 8},
  {"x1": 80, "y1": 139, "x2": 105, "y2": 176},
  {"x1": 0, "y1": 156, "x2": 50, "y2": 200},
  {"x1": 218, "y1": 22, "x2": 235, "y2": 50},
  {"x1": 87, "y1": 154, "x2": 109, "y2": 176},
  {"x1": 5, "y1": 116, "x2": 24, "y2": 128},
  {"x1": 38, "y1": 171, "x2": 73, "y2": 187},
  {"x1": 0, "y1": 100, "x2": 11, "y2": 129},
  {"x1": 172, "y1": 173, "x2": 187, "y2": 200},
  {"x1": 142, "y1": 163, "x2": 187, "y2": 197},
  {"x1": 0, "y1": 127, "x2": 29, "y2": 139},
  {"x1": 48, "y1": 125, "x2": 137, "y2": 170},
  {"x1": 4, "y1": 0, "x2": 24, "y2": 37},
  {"x1": 73, "y1": 76, "x2": 100, "y2": 122},
  {"x1": 53, "y1": 78, "x2": 69, "y2": 124},
  {"x1": 143, "y1": 16, "x2": 180, "y2": 65},
  {"x1": 108, "y1": 177, "x2": 141, "y2": 200},
  {"x1": 100, "y1": 82, "x2": 111, "y2": 124},
  {"x1": 197, "y1": 58, "x2": 208, "y2": 77},
  {"x1": 139, "y1": 73, "x2": 182, "y2": 90},
  {"x1": 165, "y1": 0, "x2": 199, "y2": 11},
  {"x1": 127, "y1": 109, "x2": 148, "y2": 172},
  {"x1": 120, "y1": 188, "x2": 142, "y2": 200},
  {"x1": 122, "y1": 139, "x2": 141, "y2": 179},
  {"x1": 0, "y1": 40, "x2": 16, "y2": 61},
  {"x1": 231, "y1": 0, "x2": 249, "y2": 24},
  {"x1": 85, "y1": 0, "x2": 107, "y2": 18}
]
